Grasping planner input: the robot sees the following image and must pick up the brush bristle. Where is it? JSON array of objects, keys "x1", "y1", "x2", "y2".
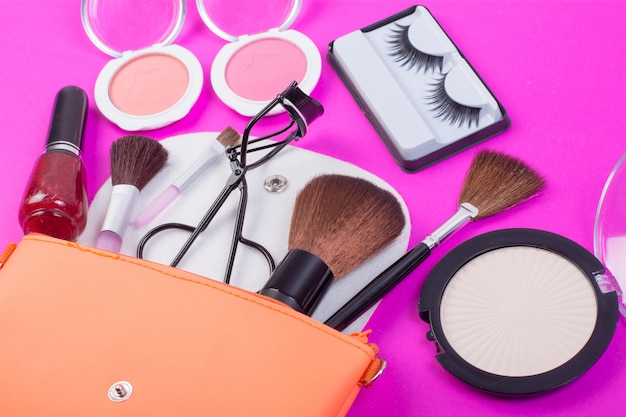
[
  {"x1": 216, "y1": 126, "x2": 241, "y2": 148},
  {"x1": 459, "y1": 150, "x2": 545, "y2": 220},
  {"x1": 110, "y1": 135, "x2": 169, "y2": 189},
  {"x1": 288, "y1": 174, "x2": 405, "y2": 279}
]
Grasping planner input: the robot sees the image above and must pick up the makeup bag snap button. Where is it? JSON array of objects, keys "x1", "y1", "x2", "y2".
[{"x1": 264, "y1": 175, "x2": 288, "y2": 193}]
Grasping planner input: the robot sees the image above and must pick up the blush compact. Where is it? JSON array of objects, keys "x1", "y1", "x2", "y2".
[
  {"x1": 196, "y1": 0, "x2": 322, "y2": 116},
  {"x1": 81, "y1": 0, "x2": 203, "y2": 131},
  {"x1": 328, "y1": 5, "x2": 510, "y2": 172},
  {"x1": 418, "y1": 228, "x2": 619, "y2": 395}
]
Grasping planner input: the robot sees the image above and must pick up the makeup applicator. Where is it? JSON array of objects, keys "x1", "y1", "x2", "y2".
[
  {"x1": 95, "y1": 135, "x2": 169, "y2": 252},
  {"x1": 325, "y1": 149, "x2": 546, "y2": 331},
  {"x1": 258, "y1": 174, "x2": 406, "y2": 315},
  {"x1": 135, "y1": 127, "x2": 241, "y2": 227}
]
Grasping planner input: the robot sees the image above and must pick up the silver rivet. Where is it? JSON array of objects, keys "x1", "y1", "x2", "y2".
[
  {"x1": 108, "y1": 381, "x2": 133, "y2": 402},
  {"x1": 264, "y1": 175, "x2": 288, "y2": 193}
]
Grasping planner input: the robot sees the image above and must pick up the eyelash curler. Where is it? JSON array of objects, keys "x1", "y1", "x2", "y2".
[{"x1": 136, "y1": 82, "x2": 324, "y2": 284}]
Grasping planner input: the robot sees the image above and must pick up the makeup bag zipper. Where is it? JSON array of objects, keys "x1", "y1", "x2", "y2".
[{"x1": 0, "y1": 242, "x2": 17, "y2": 270}]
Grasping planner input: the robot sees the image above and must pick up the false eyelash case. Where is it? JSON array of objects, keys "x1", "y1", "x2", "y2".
[{"x1": 328, "y1": 5, "x2": 510, "y2": 172}]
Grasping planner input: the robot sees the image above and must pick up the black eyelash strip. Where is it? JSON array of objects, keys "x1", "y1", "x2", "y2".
[
  {"x1": 425, "y1": 75, "x2": 481, "y2": 128},
  {"x1": 387, "y1": 23, "x2": 443, "y2": 73}
]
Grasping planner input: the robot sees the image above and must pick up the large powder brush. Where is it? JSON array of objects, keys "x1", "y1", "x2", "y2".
[
  {"x1": 259, "y1": 174, "x2": 406, "y2": 315},
  {"x1": 325, "y1": 149, "x2": 546, "y2": 331}
]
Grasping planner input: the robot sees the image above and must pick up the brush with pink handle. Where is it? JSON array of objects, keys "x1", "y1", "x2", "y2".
[{"x1": 134, "y1": 127, "x2": 241, "y2": 227}]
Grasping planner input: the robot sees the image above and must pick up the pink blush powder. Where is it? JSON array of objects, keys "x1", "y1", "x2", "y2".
[
  {"x1": 109, "y1": 53, "x2": 189, "y2": 116},
  {"x1": 225, "y1": 38, "x2": 307, "y2": 101}
]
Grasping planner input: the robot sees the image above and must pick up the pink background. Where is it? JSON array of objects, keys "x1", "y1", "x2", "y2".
[{"x1": 1, "y1": 0, "x2": 625, "y2": 415}]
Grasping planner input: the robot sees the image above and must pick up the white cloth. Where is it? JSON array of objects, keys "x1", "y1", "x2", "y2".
[{"x1": 80, "y1": 132, "x2": 411, "y2": 333}]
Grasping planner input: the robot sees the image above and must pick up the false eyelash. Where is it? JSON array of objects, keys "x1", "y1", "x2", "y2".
[
  {"x1": 387, "y1": 23, "x2": 443, "y2": 73},
  {"x1": 425, "y1": 75, "x2": 481, "y2": 128}
]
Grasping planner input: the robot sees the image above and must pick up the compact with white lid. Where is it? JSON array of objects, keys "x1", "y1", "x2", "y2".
[
  {"x1": 196, "y1": 0, "x2": 322, "y2": 116},
  {"x1": 81, "y1": 0, "x2": 203, "y2": 131}
]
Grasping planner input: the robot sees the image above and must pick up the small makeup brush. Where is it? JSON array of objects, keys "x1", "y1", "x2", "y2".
[
  {"x1": 134, "y1": 127, "x2": 241, "y2": 227},
  {"x1": 325, "y1": 149, "x2": 546, "y2": 331},
  {"x1": 95, "y1": 135, "x2": 169, "y2": 252},
  {"x1": 258, "y1": 174, "x2": 406, "y2": 315}
]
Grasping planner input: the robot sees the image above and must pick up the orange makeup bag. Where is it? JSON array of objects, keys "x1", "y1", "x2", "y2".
[{"x1": 0, "y1": 234, "x2": 384, "y2": 416}]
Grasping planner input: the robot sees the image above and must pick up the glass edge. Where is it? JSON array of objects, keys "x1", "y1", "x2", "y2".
[
  {"x1": 80, "y1": 0, "x2": 185, "y2": 57},
  {"x1": 593, "y1": 152, "x2": 626, "y2": 259},
  {"x1": 195, "y1": 0, "x2": 302, "y2": 42}
]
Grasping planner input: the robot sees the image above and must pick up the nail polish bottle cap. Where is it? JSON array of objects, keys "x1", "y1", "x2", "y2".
[{"x1": 45, "y1": 86, "x2": 88, "y2": 156}]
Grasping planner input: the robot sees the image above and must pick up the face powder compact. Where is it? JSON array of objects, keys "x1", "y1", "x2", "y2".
[
  {"x1": 418, "y1": 228, "x2": 619, "y2": 395},
  {"x1": 196, "y1": 0, "x2": 322, "y2": 116},
  {"x1": 81, "y1": 0, "x2": 203, "y2": 131}
]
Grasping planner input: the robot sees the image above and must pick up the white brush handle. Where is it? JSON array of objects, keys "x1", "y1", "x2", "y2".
[
  {"x1": 172, "y1": 139, "x2": 224, "y2": 190},
  {"x1": 133, "y1": 140, "x2": 224, "y2": 227},
  {"x1": 96, "y1": 184, "x2": 139, "y2": 252}
]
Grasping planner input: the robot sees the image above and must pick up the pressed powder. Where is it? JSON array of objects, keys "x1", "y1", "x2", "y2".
[
  {"x1": 440, "y1": 246, "x2": 597, "y2": 378},
  {"x1": 198, "y1": 0, "x2": 321, "y2": 116},
  {"x1": 82, "y1": 0, "x2": 203, "y2": 131},
  {"x1": 225, "y1": 38, "x2": 307, "y2": 102},
  {"x1": 418, "y1": 228, "x2": 619, "y2": 395},
  {"x1": 109, "y1": 53, "x2": 190, "y2": 116}
]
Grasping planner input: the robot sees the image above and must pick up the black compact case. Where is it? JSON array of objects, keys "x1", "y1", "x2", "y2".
[
  {"x1": 328, "y1": 5, "x2": 510, "y2": 172},
  {"x1": 418, "y1": 229, "x2": 619, "y2": 395}
]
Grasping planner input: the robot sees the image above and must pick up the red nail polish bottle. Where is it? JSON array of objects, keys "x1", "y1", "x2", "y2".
[{"x1": 18, "y1": 86, "x2": 89, "y2": 241}]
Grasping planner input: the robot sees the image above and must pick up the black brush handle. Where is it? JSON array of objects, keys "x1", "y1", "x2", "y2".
[
  {"x1": 324, "y1": 242, "x2": 431, "y2": 331},
  {"x1": 258, "y1": 249, "x2": 334, "y2": 315}
]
